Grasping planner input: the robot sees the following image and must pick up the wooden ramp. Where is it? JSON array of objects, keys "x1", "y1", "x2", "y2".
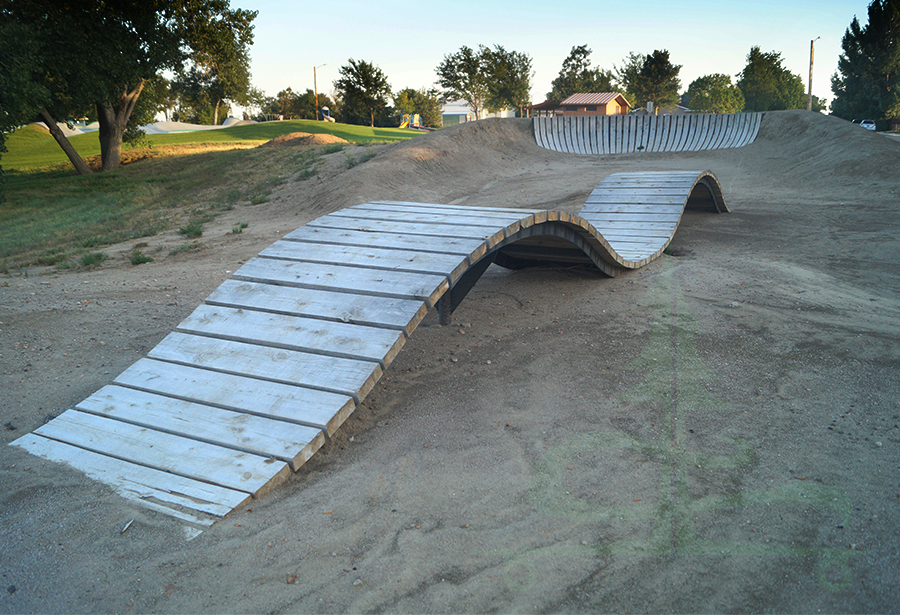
[
  {"x1": 11, "y1": 170, "x2": 727, "y2": 532},
  {"x1": 534, "y1": 113, "x2": 762, "y2": 155}
]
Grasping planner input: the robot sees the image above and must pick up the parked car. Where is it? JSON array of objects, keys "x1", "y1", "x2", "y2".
[{"x1": 860, "y1": 119, "x2": 876, "y2": 131}]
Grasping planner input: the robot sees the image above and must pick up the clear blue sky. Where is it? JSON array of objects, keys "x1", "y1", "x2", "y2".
[{"x1": 230, "y1": 0, "x2": 871, "y2": 110}]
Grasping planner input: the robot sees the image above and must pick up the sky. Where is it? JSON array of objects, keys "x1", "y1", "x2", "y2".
[{"x1": 229, "y1": 0, "x2": 872, "y2": 111}]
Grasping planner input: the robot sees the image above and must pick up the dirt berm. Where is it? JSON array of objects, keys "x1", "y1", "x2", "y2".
[{"x1": 1, "y1": 110, "x2": 898, "y2": 613}]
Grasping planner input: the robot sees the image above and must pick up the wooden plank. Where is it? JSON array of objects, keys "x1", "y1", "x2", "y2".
[
  {"x1": 176, "y1": 304, "x2": 406, "y2": 368},
  {"x1": 148, "y1": 332, "x2": 383, "y2": 404},
  {"x1": 34, "y1": 410, "x2": 291, "y2": 495},
  {"x1": 77, "y1": 385, "x2": 325, "y2": 472},
  {"x1": 326, "y1": 209, "x2": 508, "y2": 229},
  {"x1": 581, "y1": 203, "x2": 685, "y2": 214},
  {"x1": 359, "y1": 202, "x2": 540, "y2": 216},
  {"x1": 206, "y1": 279, "x2": 427, "y2": 335},
  {"x1": 234, "y1": 257, "x2": 450, "y2": 308},
  {"x1": 259, "y1": 241, "x2": 469, "y2": 282},
  {"x1": 308, "y1": 215, "x2": 501, "y2": 242},
  {"x1": 115, "y1": 358, "x2": 354, "y2": 435},
  {"x1": 12, "y1": 434, "x2": 244, "y2": 520},
  {"x1": 581, "y1": 212, "x2": 682, "y2": 223},
  {"x1": 282, "y1": 226, "x2": 486, "y2": 259},
  {"x1": 587, "y1": 187, "x2": 696, "y2": 197}
]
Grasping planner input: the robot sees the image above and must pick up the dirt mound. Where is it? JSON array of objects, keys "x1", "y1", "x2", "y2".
[
  {"x1": 747, "y1": 109, "x2": 900, "y2": 186},
  {"x1": 259, "y1": 132, "x2": 349, "y2": 148}
]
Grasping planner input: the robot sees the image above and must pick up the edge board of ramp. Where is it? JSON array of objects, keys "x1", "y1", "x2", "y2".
[{"x1": 11, "y1": 170, "x2": 727, "y2": 531}]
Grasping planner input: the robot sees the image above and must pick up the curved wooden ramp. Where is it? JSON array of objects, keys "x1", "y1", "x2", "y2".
[
  {"x1": 534, "y1": 113, "x2": 762, "y2": 155},
  {"x1": 11, "y1": 170, "x2": 727, "y2": 533}
]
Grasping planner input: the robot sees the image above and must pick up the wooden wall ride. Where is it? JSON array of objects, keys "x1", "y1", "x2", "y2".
[{"x1": 533, "y1": 113, "x2": 762, "y2": 155}]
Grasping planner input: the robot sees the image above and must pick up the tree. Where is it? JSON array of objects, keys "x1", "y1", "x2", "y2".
[
  {"x1": 684, "y1": 74, "x2": 745, "y2": 113},
  {"x1": 176, "y1": 6, "x2": 254, "y2": 125},
  {"x1": 483, "y1": 45, "x2": 533, "y2": 114},
  {"x1": 436, "y1": 46, "x2": 490, "y2": 119},
  {"x1": 614, "y1": 52, "x2": 647, "y2": 106},
  {"x1": 334, "y1": 59, "x2": 392, "y2": 127},
  {"x1": 0, "y1": 20, "x2": 51, "y2": 189},
  {"x1": 394, "y1": 88, "x2": 443, "y2": 127},
  {"x1": 831, "y1": 0, "x2": 900, "y2": 120},
  {"x1": 436, "y1": 44, "x2": 533, "y2": 118},
  {"x1": 737, "y1": 46, "x2": 806, "y2": 112},
  {"x1": 631, "y1": 50, "x2": 682, "y2": 112},
  {"x1": 548, "y1": 45, "x2": 615, "y2": 101},
  {"x1": 0, "y1": 0, "x2": 257, "y2": 174}
]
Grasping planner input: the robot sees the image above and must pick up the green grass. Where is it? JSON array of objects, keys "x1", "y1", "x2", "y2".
[
  {"x1": 0, "y1": 119, "x2": 420, "y2": 271},
  {"x1": 2, "y1": 120, "x2": 415, "y2": 171}
]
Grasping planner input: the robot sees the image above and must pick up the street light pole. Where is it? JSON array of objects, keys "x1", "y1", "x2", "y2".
[
  {"x1": 807, "y1": 37, "x2": 820, "y2": 112},
  {"x1": 314, "y1": 64, "x2": 326, "y2": 120}
]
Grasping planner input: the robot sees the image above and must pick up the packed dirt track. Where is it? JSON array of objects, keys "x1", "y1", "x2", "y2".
[{"x1": 2, "y1": 110, "x2": 899, "y2": 613}]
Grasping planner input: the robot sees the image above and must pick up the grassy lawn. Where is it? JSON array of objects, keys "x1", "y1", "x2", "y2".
[{"x1": 0, "y1": 120, "x2": 421, "y2": 272}]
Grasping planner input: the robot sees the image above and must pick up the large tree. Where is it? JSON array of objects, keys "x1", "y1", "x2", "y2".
[
  {"x1": 483, "y1": 45, "x2": 533, "y2": 115},
  {"x1": 737, "y1": 46, "x2": 806, "y2": 112},
  {"x1": 684, "y1": 74, "x2": 745, "y2": 113},
  {"x1": 631, "y1": 50, "x2": 682, "y2": 112},
  {"x1": 548, "y1": 45, "x2": 614, "y2": 101},
  {"x1": 436, "y1": 44, "x2": 533, "y2": 118},
  {"x1": 0, "y1": 0, "x2": 256, "y2": 174},
  {"x1": 394, "y1": 88, "x2": 443, "y2": 128},
  {"x1": 334, "y1": 59, "x2": 392, "y2": 127},
  {"x1": 436, "y1": 45, "x2": 490, "y2": 119},
  {"x1": 614, "y1": 52, "x2": 647, "y2": 106},
  {"x1": 831, "y1": 0, "x2": 900, "y2": 120}
]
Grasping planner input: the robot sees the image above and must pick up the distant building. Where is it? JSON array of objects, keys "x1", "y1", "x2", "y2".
[
  {"x1": 441, "y1": 101, "x2": 516, "y2": 126},
  {"x1": 557, "y1": 93, "x2": 631, "y2": 116}
]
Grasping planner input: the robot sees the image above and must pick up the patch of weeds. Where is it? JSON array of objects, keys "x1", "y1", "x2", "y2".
[
  {"x1": 129, "y1": 249, "x2": 153, "y2": 265},
  {"x1": 231, "y1": 222, "x2": 249, "y2": 234},
  {"x1": 344, "y1": 149, "x2": 378, "y2": 168},
  {"x1": 179, "y1": 220, "x2": 204, "y2": 238},
  {"x1": 249, "y1": 194, "x2": 269, "y2": 205},
  {"x1": 320, "y1": 143, "x2": 346, "y2": 155},
  {"x1": 223, "y1": 188, "x2": 243, "y2": 204},
  {"x1": 37, "y1": 250, "x2": 68, "y2": 266},
  {"x1": 169, "y1": 242, "x2": 205, "y2": 256},
  {"x1": 79, "y1": 252, "x2": 107, "y2": 267}
]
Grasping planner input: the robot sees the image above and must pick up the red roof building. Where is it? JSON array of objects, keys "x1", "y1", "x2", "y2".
[{"x1": 557, "y1": 93, "x2": 631, "y2": 116}]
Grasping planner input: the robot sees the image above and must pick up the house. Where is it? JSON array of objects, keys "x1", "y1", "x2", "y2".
[
  {"x1": 441, "y1": 101, "x2": 516, "y2": 126},
  {"x1": 557, "y1": 93, "x2": 631, "y2": 116}
]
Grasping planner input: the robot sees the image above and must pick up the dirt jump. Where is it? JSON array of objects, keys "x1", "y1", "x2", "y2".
[{"x1": 1, "y1": 110, "x2": 898, "y2": 613}]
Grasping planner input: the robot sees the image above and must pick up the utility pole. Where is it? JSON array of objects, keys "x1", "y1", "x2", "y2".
[
  {"x1": 807, "y1": 37, "x2": 820, "y2": 112},
  {"x1": 314, "y1": 64, "x2": 326, "y2": 120}
]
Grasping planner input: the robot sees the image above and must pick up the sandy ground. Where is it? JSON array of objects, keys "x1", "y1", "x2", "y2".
[{"x1": 1, "y1": 110, "x2": 899, "y2": 613}]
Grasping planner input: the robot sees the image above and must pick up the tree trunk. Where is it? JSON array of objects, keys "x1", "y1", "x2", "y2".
[
  {"x1": 39, "y1": 110, "x2": 93, "y2": 175},
  {"x1": 214, "y1": 99, "x2": 220, "y2": 125},
  {"x1": 96, "y1": 81, "x2": 145, "y2": 172}
]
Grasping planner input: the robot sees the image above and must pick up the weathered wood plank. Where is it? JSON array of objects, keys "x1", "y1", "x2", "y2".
[
  {"x1": 205, "y1": 279, "x2": 427, "y2": 335},
  {"x1": 176, "y1": 304, "x2": 406, "y2": 368},
  {"x1": 327, "y1": 209, "x2": 518, "y2": 229},
  {"x1": 259, "y1": 241, "x2": 469, "y2": 282},
  {"x1": 234, "y1": 257, "x2": 450, "y2": 308},
  {"x1": 148, "y1": 332, "x2": 383, "y2": 404},
  {"x1": 582, "y1": 203, "x2": 686, "y2": 213},
  {"x1": 282, "y1": 226, "x2": 486, "y2": 259},
  {"x1": 77, "y1": 385, "x2": 325, "y2": 472},
  {"x1": 359, "y1": 202, "x2": 539, "y2": 216},
  {"x1": 308, "y1": 215, "x2": 502, "y2": 242},
  {"x1": 34, "y1": 410, "x2": 291, "y2": 495},
  {"x1": 12, "y1": 434, "x2": 244, "y2": 521},
  {"x1": 115, "y1": 358, "x2": 354, "y2": 435}
]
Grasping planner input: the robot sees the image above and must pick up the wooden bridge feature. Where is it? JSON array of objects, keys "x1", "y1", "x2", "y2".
[
  {"x1": 533, "y1": 113, "x2": 762, "y2": 155},
  {"x1": 11, "y1": 170, "x2": 728, "y2": 533}
]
